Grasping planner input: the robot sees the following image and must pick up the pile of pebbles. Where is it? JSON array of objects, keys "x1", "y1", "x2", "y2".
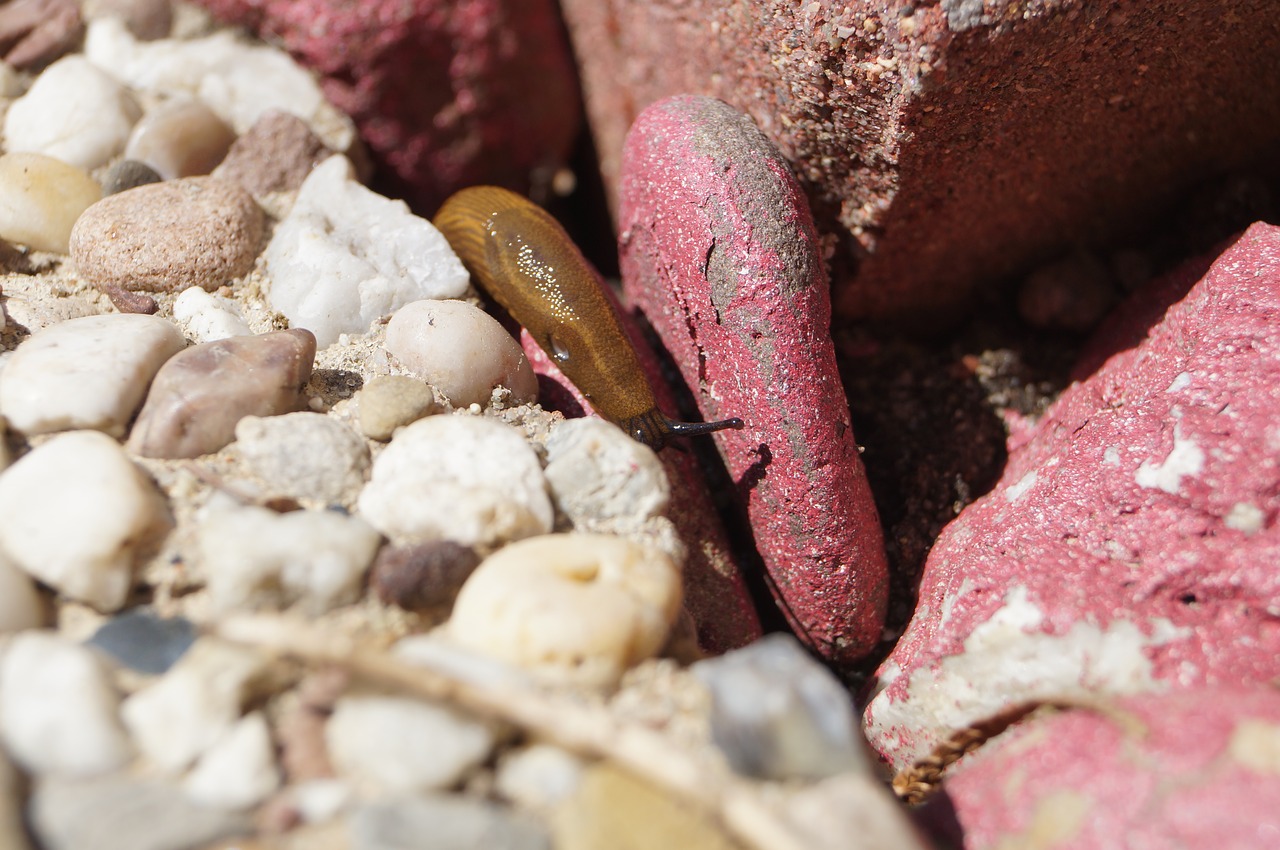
[{"x1": 0, "y1": 4, "x2": 913, "y2": 849}]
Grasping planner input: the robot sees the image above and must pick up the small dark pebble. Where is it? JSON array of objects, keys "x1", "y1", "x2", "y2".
[
  {"x1": 86, "y1": 608, "x2": 196, "y2": 675},
  {"x1": 371, "y1": 540, "x2": 482, "y2": 612},
  {"x1": 102, "y1": 159, "x2": 163, "y2": 196},
  {"x1": 100, "y1": 283, "x2": 158, "y2": 314}
]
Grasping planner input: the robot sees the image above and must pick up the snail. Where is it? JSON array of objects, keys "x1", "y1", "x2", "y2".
[{"x1": 434, "y1": 185, "x2": 744, "y2": 450}]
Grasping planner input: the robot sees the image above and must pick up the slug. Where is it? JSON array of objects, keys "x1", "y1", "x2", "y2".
[{"x1": 434, "y1": 186, "x2": 744, "y2": 450}]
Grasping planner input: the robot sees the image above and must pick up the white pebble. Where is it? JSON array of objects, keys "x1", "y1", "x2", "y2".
[
  {"x1": 0, "y1": 632, "x2": 133, "y2": 777},
  {"x1": 358, "y1": 415, "x2": 552, "y2": 547},
  {"x1": 0, "y1": 313, "x2": 186, "y2": 437},
  {"x1": 544, "y1": 418, "x2": 670, "y2": 526},
  {"x1": 124, "y1": 96, "x2": 236, "y2": 179},
  {"x1": 326, "y1": 695, "x2": 495, "y2": 795},
  {"x1": 0, "y1": 153, "x2": 102, "y2": 253},
  {"x1": 3, "y1": 56, "x2": 141, "y2": 170},
  {"x1": 233, "y1": 413, "x2": 371, "y2": 507},
  {"x1": 385, "y1": 300, "x2": 537, "y2": 409},
  {"x1": 448, "y1": 533, "x2": 682, "y2": 686},
  {"x1": 120, "y1": 638, "x2": 265, "y2": 773},
  {"x1": 198, "y1": 503, "x2": 381, "y2": 614},
  {"x1": 0, "y1": 551, "x2": 42, "y2": 633},
  {"x1": 172, "y1": 286, "x2": 251, "y2": 342},
  {"x1": 265, "y1": 156, "x2": 470, "y2": 347},
  {"x1": 182, "y1": 711, "x2": 280, "y2": 810},
  {"x1": 0, "y1": 431, "x2": 171, "y2": 612},
  {"x1": 495, "y1": 744, "x2": 585, "y2": 812}
]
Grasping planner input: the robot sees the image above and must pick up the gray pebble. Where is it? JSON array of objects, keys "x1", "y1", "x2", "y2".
[
  {"x1": 102, "y1": 159, "x2": 162, "y2": 195},
  {"x1": 235, "y1": 411, "x2": 370, "y2": 506},
  {"x1": 86, "y1": 609, "x2": 196, "y2": 675},
  {"x1": 357, "y1": 375, "x2": 440, "y2": 442},
  {"x1": 692, "y1": 633, "x2": 869, "y2": 781},
  {"x1": 349, "y1": 795, "x2": 549, "y2": 850}
]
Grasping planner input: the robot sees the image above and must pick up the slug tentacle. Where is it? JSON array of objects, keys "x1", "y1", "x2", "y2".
[{"x1": 434, "y1": 185, "x2": 744, "y2": 451}]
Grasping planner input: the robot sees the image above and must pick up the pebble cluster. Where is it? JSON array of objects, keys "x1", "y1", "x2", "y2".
[{"x1": 0, "y1": 4, "x2": 905, "y2": 850}]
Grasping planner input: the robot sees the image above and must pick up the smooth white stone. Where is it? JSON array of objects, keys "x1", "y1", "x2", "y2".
[
  {"x1": 84, "y1": 18, "x2": 355, "y2": 151},
  {"x1": 544, "y1": 418, "x2": 670, "y2": 527},
  {"x1": 120, "y1": 638, "x2": 265, "y2": 773},
  {"x1": 357, "y1": 415, "x2": 552, "y2": 547},
  {"x1": 495, "y1": 744, "x2": 585, "y2": 812},
  {"x1": 283, "y1": 779, "x2": 353, "y2": 825},
  {"x1": 0, "y1": 431, "x2": 171, "y2": 612},
  {"x1": 0, "y1": 313, "x2": 186, "y2": 437},
  {"x1": 0, "y1": 550, "x2": 43, "y2": 633},
  {"x1": 0, "y1": 153, "x2": 101, "y2": 254},
  {"x1": 448, "y1": 533, "x2": 682, "y2": 687},
  {"x1": 182, "y1": 711, "x2": 280, "y2": 810},
  {"x1": 3, "y1": 56, "x2": 141, "y2": 170},
  {"x1": 172, "y1": 286, "x2": 252, "y2": 342},
  {"x1": 0, "y1": 632, "x2": 133, "y2": 777},
  {"x1": 326, "y1": 695, "x2": 495, "y2": 795},
  {"x1": 265, "y1": 156, "x2": 470, "y2": 348},
  {"x1": 124, "y1": 97, "x2": 236, "y2": 179},
  {"x1": 198, "y1": 503, "x2": 381, "y2": 614},
  {"x1": 384, "y1": 300, "x2": 537, "y2": 409}
]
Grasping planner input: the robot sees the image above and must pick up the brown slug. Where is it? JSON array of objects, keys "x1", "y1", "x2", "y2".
[{"x1": 434, "y1": 186, "x2": 744, "y2": 450}]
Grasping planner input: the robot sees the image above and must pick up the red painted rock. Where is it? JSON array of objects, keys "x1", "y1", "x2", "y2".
[
  {"x1": 618, "y1": 95, "x2": 888, "y2": 664},
  {"x1": 865, "y1": 223, "x2": 1280, "y2": 771},
  {"x1": 192, "y1": 0, "x2": 580, "y2": 210},
  {"x1": 558, "y1": 0, "x2": 1280, "y2": 324},
  {"x1": 938, "y1": 689, "x2": 1280, "y2": 849}
]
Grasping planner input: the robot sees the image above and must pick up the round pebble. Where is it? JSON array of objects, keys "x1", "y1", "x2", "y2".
[
  {"x1": 356, "y1": 375, "x2": 441, "y2": 441},
  {"x1": 70, "y1": 175, "x2": 265, "y2": 292},
  {"x1": 0, "y1": 631, "x2": 133, "y2": 777},
  {"x1": 234, "y1": 412, "x2": 370, "y2": 507},
  {"x1": 3, "y1": 55, "x2": 141, "y2": 170},
  {"x1": 101, "y1": 158, "x2": 162, "y2": 195},
  {"x1": 125, "y1": 97, "x2": 236, "y2": 180},
  {"x1": 448, "y1": 533, "x2": 683, "y2": 686},
  {"x1": 0, "y1": 152, "x2": 102, "y2": 253},
  {"x1": 0, "y1": 431, "x2": 171, "y2": 612},
  {"x1": 370, "y1": 540, "x2": 481, "y2": 612},
  {"x1": 385, "y1": 299, "x2": 538, "y2": 409},
  {"x1": 543, "y1": 417, "x2": 669, "y2": 527},
  {"x1": 0, "y1": 313, "x2": 186, "y2": 438},
  {"x1": 357, "y1": 415, "x2": 553, "y2": 548},
  {"x1": 171, "y1": 285, "x2": 252, "y2": 342}
]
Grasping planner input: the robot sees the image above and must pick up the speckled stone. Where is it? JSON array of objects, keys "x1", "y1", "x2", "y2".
[
  {"x1": 356, "y1": 375, "x2": 440, "y2": 441},
  {"x1": 213, "y1": 109, "x2": 330, "y2": 196},
  {"x1": 70, "y1": 175, "x2": 265, "y2": 292},
  {"x1": 126, "y1": 329, "x2": 316, "y2": 458},
  {"x1": 234, "y1": 412, "x2": 370, "y2": 507}
]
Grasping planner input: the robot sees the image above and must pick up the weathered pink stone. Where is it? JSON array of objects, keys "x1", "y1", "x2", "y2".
[
  {"x1": 938, "y1": 689, "x2": 1280, "y2": 849},
  {"x1": 618, "y1": 95, "x2": 888, "y2": 664},
  {"x1": 866, "y1": 223, "x2": 1280, "y2": 771}
]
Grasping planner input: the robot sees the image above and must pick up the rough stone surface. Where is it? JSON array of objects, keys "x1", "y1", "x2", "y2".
[
  {"x1": 171, "y1": 285, "x2": 251, "y2": 342},
  {"x1": 940, "y1": 690, "x2": 1280, "y2": 850},
  {"x1": 560, "y1": 0, "x2": 1280, "y2": 324},
  {"x1": 618, "y1": 95, "x2": 887, "y2": 664},
  {"x1": 213, "y1": 108, "x2": 330, "y2": 197},
  {"x1": 70, "y1": 175, "x2": 265, "y2": 292},
  {"x1": 127, "y1": 328, "x2": 316, "y2": 459},
  {"x1": 543, "y1": 417, "x2": 669, "y2": 527},
  {"x1": 0, "y1": 152, "x2": 102, "y2": 253},
  {"x1": 191, "y1": 0, "x2": 581, "y2": 209},
  {"x1": 866, "y1": 224, "x2": 1280, "y2": 771},
  {"x1": 234, "y1": 412, "x2": 370, "y2": 507},
  {"x1": 356, "y1": 375, "x2": 440, "y2": 441}
]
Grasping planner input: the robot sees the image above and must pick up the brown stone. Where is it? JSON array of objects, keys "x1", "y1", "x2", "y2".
[
  {"x1": 213, "y1": 110, "x2": 330, "y2": 197},
  {"x1": 369, "y1": 540, "x2": 481, "y2": 612}
]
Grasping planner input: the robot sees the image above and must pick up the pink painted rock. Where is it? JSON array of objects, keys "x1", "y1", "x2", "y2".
[
  {"x1": 618, "y1": 95, "x2": 888, "y2": 664},
  {"x1": 192, "y1": 0, "x2": 580, "y2": 210},
  {"x1": 865, "y1": 223, "x2": 1280, "y2": 771},
  {"x1": 558, "y1": 0, "x2": 1280, "y2": 325},
  {"x1": 938, "y1": 689, "x2": 1280, "y2": 849}
]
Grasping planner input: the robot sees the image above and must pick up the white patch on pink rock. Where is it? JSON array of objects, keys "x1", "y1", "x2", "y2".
[{"x1": 1134, "y1": 435, "x2": 1204, "y2": 494}]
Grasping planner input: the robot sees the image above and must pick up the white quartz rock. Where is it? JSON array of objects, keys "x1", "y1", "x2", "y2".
[
  {"x1": 265, "y1": 156, "x2": 470, "y2": 348},
  {"x1": 172, "y1": 286, "x2": 251, "y2": 342},
  {"x1": 0, "y1": 551, "x2": 43, "y2": 633},
  {"x1": 326, "y1": 694, "x2": 495, "y2": 795},
  {"x1": 120, "y1": 638, "x2": 266, "y2": 773},
  {"x1": 183, "y1": 711, "x2": 280, "y2": 810},
  {"x1": 358, "y1": 415, "x2": 552, "y2": 547},
  {"x1": 0, "y1": 632, "x2": 133, "y2": 777},
  {"x1": 384, "y1": 300, "x2": 537, "y2": 408},
  {"x1": 0, "y1": 431, "x2": 171, "y2": 612},
  {"x1": 448, "y1": 533, "x2": 683, "y2": 686},
  {"x1": 0, "y1": 313, "x2": 187, "y2": 437},
  {"x1": 3, "y1": 56, "x2": 141, "y2": 170},
  {"x1": 198, "y1": 503, "x2": 381, "y2": 614},
  {"x1": 544, "y1": 417, "x2": 670, "y2": 526}
]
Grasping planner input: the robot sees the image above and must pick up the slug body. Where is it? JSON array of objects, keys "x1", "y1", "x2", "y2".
[{"x1": 434, "y1": 186, "x2": 743, "y2": 450}]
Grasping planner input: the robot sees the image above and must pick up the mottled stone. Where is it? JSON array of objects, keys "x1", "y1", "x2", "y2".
[
  {"x1": 70, "y1": 175, "x2": 265, "y2": 292},
  {"x1": 126, "y1": 329, "x2": 316, "y2": 458},
  {"x1": 0, "y1": 152, "x2": 101, "y2": 253},
  {"x1": 618, "y1": 95, "x2": 887, "y2": 664},
  {"x1": 234, "y1": 412, "x2": 370, "y2": 506},
  {"x1": 356, "y1": 374, "x2": 440, "y2": 441},
  {"x1": 213, "y1": 109, "x2": 330, "y2": 196},
  {"x1": 370, "y1": 540, "x2": 481, "y2": 612},
  {"x1": 125, "y1": 97, "x2": 237, "y2": 179}
]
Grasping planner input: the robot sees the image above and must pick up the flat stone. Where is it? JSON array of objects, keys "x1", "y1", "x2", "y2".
[
  {"x1": 124, "y1": 96, "x2": 237, "y2": 180},
  {"x1": 0, "y1": 152, "x2": 102, "y2": 253},
  {"x1": 865, "y1": 224, "x2": 1280, "y2": 771},
  {"x1": 213, "y1": 108, "x2": 330, "y2": 197},
  {"x1": 0, "y1": 631, "x2": 133, "y2": 777},
  {"x1": 0, "y1": 313, "x2": 186, "y2": 438},
  {"x1": 357, "y1": 415, "x2": 552, "y2": 548},
  {"x1": 0, "y1": 431, "x2": 171, "y2": 611},
  {"x1": 265, "y1": 156, "x2": 470, "y2": 348},
  {"x1": 86, "y1": 609, "x2": 196, "y2": 675},
  {"x1": 349, "y1": 795, "x2": 549, "y2": 850},
  {"x1": 234, "y1": 412, "x2": 370, "y2": 507},
  {"x1": 618, "y1": 95, "x2": 888, "y2": 664},
  {"x1": 126, "y1": 328, "x2": 316, "y2": 459},
  {"x1": 356, "y1": 375, "x2": 440, "y2": 441},
  {"x1": 70, "y1": 175, "x2": 265, "y2": 293}
]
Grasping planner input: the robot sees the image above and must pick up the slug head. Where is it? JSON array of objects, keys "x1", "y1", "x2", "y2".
[{"x1": 621, "y1": 408, "x2": 745, "y2": 452}]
